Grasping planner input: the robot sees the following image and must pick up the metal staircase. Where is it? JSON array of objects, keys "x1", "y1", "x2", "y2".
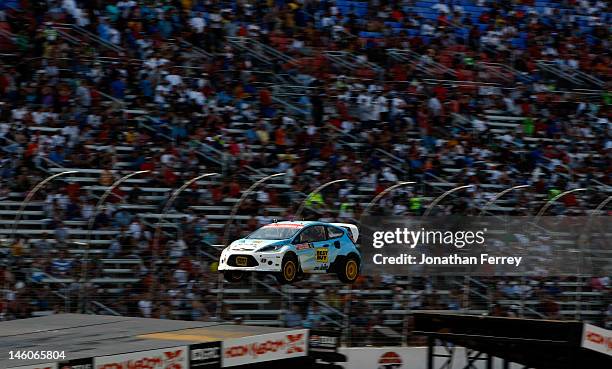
[
  {"x1": 478, "y1": 61, "x2": 534, "y2": 84},
  {"x1": 322, "y1": 50, "x2": 384, "y2": 76},
  {"x1": 537, "y1": 60, "x2": 605, "y2": 89},
  {"x1": 226, "y1": 36, "x2": 295, "y2": 66},
  {"x1": 51, "y1": 23, "x2": 125, "y2": 55},
  {"x1": 226, "y1": 36, "x2": 313, "y2": 114},
  {"x1": 388, "y1": 48, "x2": 457, "y2": 78}
]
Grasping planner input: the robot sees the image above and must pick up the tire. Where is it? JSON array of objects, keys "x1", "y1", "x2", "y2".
[
  {"x1": 295, "y1": 271, "x2": 309, "y2": 282},
  {"x1": 337, "y1": 255, "x2": 360, "y2": 283},
  {"x1": 276, "y1": 253, "x2": 299, "y2": 284},
  {"x1": 224, "y1": 271, "x2": 246, "y2": 283}
]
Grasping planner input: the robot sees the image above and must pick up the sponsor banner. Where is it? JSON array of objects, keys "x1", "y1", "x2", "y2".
[
  {"x1": 94, "y1": 346, "x2": 188, "y2": 369},
  {"x1": 59, "y1": 358, "x2": 94, "y2": 369},
  {"x1": 8, "y1": 364, "x2": 58, "y2": 369},
  {"x1": 221, "y1": 329, "x2": 308, "y2": 367},
  {"x1": 582, "y1": 323, "x2": 612, "y2": 356},
  {"x1": 309, "y1": 330, "x2": 339, "y2": 353},
  {"x1": 338, "y1": 347, "x2": 524, "y2": 369},
  {"x1": 189, "y1": 342, "x2": 221, "y2": 369}
]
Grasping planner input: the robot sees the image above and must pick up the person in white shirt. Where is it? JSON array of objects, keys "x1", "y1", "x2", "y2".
[
  {"x1": 472, "y1": 115, "x2": 487, "y2": 132},
  {"x1": 138, "y1": 293, "x2": 153, "y2": 318},
  {"x1": 382, "y1": 167, "x2": 398, "y2": 182},
  {"x1": 357, "y1": 92, "x2": 372, "y2": 122},
  {"x1": 341, "y1": 120, "x2": 354, "y2": 134},
  {"x1": 190, "y1": 12, "x2": 206, "y2": 33},
  {"x1": 51, "y1": 133, "x2": 66, "y2": 148},
  {"x1": 165, "y1": 71, "x2": 183, "y2": 86},
  {"x1": 61, "y1": 123, "x2": 79, "y2": 147},
  {"x1": 160, "y1": 152, "x2": 176, "y2": 166},
  {"x1": 187, "y1": 89, "x2": 206, "y2": 106},
  {"x1": 390, "y1": 94, "x2": 406, "y2": 119},
  {"x1": 428, "y1": 96, "x2": 442, "y2": 117},
  {"x1": 32, "y1": 108, "x2": 49, "y2": 125},
  {"x1": 256, "y1": 210, "x2": 273, "y2": 226},
  {"x1": 155, "y1": 81, "x2": 171, "y2": 104},
  {"x1": 432, "y1": 3, "x2": 450, "y2": 14},
  {"x1": 129, "y1": 218, "x2": 143, "y2": 240},
  {"x1": 421, "y1": 21, "x2": 435, "y2": 36},
  {"x1": 256, "y1": 190, "x2": 270, "y2": 204},
  {"x1": 374, "y1": 93, "x2": 389, "y2": 122}
]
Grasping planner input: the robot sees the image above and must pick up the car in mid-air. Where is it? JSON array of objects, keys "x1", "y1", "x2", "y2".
[{"x1": 218, "y1": 221, "x2": 361, "y2": 284}]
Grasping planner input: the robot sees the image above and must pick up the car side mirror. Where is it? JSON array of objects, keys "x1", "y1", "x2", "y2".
[{"x1": 334, "y1": 241, "x2": 340, "y2": 249}]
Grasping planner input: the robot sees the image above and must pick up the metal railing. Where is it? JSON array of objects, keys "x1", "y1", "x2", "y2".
[
  {"x1": 227, "y1": 36, "x2": 295, "y2": 65},
  {"x1": 52, "y1": 23, "x2": 125, "y2": 54},
  {"x1": 537, "y1": 60, "x2": 605, "y2": 89},
  {"x1": 388, "y1": 48, "x2": 456, "y2": 78},
  {"x1": 323, "y1": 50, "x2": 384, "y2": 75}
]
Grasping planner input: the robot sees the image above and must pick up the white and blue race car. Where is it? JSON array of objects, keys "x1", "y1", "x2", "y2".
[{"x1": 218, "y1": 221, "x2": 361, "y2": 284}]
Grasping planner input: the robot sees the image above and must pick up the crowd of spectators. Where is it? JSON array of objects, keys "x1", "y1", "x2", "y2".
[{"x1": 0, "y1": 0, "x2": 610, "y2": 337}]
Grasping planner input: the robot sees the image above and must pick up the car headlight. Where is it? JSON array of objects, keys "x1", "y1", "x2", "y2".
[{"x1": 258, "y1": 244, "x2": 283, "y2": 252}]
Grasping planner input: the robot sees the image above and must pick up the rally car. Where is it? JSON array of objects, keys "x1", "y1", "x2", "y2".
[{"x1": 218, "y1": 221, "x2": 361, "y2": 284}]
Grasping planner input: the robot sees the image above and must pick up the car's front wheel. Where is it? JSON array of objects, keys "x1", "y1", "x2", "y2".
[
  {"x1": 276, "y1": 253, "x2": 299, "y2": 284},
  {"x1": 224, "y1": 271, "x2": 246, "y2": 283},
  {"x1": 337, "y1": 255, "x2": 360, "y2": 283}
]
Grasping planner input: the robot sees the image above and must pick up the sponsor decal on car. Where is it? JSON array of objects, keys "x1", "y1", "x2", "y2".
[
  {"x1": 94, "y1": 346, "x2": 187, "y2": 369},
  {"x1": 222, "y1": 330, "x2": 308, "y2": 367},
  {"x1": 235, "y1": 256, "x2": 248, "y2": 266},
  {"x1": 263, "y1": 223, "x2": 304, "y2": 228},
  {"x1": 316, "y1": 248, "x2": 329, "y2": 263},
  {"x1": 295, "y1": 243, "x2": 312, "y2": 250}
]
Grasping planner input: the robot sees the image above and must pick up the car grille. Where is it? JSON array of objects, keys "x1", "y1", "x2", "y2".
[{"x1": 227, "y1": 254, "x2": 259, "y2": 267}]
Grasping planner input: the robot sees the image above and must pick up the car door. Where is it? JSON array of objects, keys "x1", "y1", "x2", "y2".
[
  {"x1": 325, "y1": 225, "x2": 345, "y2": 266},
  {"x1": 293, "y1": 225, "x2": 328, "y2": 273}
]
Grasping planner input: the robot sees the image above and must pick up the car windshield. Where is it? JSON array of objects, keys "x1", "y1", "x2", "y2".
[{"x1": 246, "y1": 225, "x2": 302, "y2": 240}]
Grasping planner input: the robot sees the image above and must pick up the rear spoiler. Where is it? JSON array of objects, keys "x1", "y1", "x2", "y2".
[{"x1": 331, "y1": 223, "x2": 359, "y2": 242}]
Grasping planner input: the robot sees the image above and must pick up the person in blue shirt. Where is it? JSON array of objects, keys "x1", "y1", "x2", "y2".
[
  {"x1": 110, "y1": 77, "x2": 126, "y2": 100},
  {"x1": 139, "y1": 74, "x2": 153, "y2": 99},
  {"x1": 49, "y1": 147, "x2": 66, "y2": 165},
  {"x1": 284, "y1": 304, "x2": 304, "y2": 328},
  {"x1": 303, "y1": 304, "x2": 323, "y2": 328}
]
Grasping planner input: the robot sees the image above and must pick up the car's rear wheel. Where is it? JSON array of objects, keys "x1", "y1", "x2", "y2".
[
  {"x1": 224, "y1": 271, "x2": 246, "y2": 283},
  {"x1": 276, "y1": 253, "x2": 299, "y2": 284},
  {"x1": 338, "y1": 255, "x2": 359, "y2": 283}
]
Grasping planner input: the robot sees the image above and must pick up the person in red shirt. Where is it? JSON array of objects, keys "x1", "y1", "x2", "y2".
[
  {"x1": 228, "y1": 177, "x2": 241, "y2": 198},
  {"x1": 259, "y1": 88, "x2": 272, "y2": 107},
  {"x1": 228, "y1": 139, "x2": 240, "y2": 157},
  {"x1": 66, "y1": 182, "x2": 81, "y2": 202},
  {"x1": 163, "y1": 167, "x2": 178, "y2": 186},
  {"x1": 274, "y1": 125, "x2": 286, "y2": 146}
]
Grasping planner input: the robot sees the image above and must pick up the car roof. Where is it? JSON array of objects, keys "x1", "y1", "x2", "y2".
[{"x1": 273, "y1": 220, "x2": 334, "y2": 227}]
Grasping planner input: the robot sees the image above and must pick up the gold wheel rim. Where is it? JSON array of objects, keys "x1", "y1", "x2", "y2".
[
  {"x1": 346, "y1": 260, "x2": 358, "y2": 280},
  {"x1": 284, "y1": 261, "x2": 296, "y2": 280}
]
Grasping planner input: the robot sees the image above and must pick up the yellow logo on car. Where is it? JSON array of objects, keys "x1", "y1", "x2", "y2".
[{"x1": 316, "y1": 248, "x2": 329, "y2": 263}]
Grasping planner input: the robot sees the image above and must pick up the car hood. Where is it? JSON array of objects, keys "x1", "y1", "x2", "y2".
[{"x1": 230, "y1": 238, "x2": 287, "y2": 251}]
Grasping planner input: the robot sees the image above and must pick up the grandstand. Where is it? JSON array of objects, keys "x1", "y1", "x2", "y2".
[{"x1": 0, "y1": 0, "x2": 610, "y2": 347}]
